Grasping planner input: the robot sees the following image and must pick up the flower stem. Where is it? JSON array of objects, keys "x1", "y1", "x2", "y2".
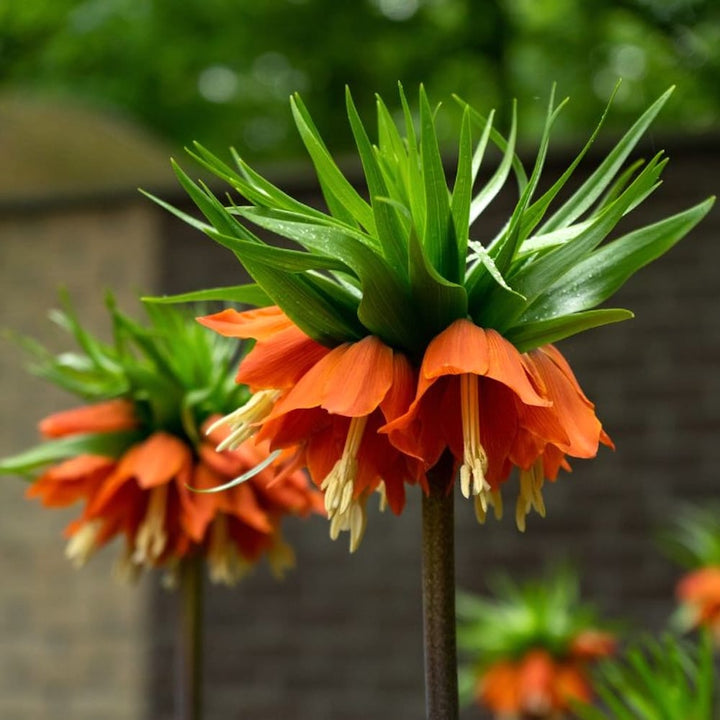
[
  {"x1": 176, "y1": 554, "x2": 204, "y2": 720},
  {"x1": 422, "y1": 452, "x2": 459, "y2": 720}
]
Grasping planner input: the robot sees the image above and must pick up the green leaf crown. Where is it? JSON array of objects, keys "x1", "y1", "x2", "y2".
[
  {"x1": 0, "y1": 296, "x2": 247, "y2": 476},
  {"x1": 150, "y1": 84, "x2": 713, "y2": 358}
]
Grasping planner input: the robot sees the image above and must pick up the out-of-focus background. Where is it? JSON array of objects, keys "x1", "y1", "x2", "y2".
[{"x1": 1, "y1": 1, "x2": 719, "y2": 718}]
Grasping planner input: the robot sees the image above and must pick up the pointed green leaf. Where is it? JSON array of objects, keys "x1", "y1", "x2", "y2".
[
  {"x1": 455, "y1": 94, "x2": 528, "y2": 192},
  {"x1": 508, "y1": 153, "x2": 667, "y2": 310},
  {"x1": 0, "y1": 430, "x2": 143, "y2": 476},
  {"x1": 419, "y1": 85, "x2": 458, "y2": 281},
  {"x1": 539, "y1": 86, "x2": 675, "y2": 233},
  {"x1": 345, "y1": 87, "x2": 408, "y2": 275},
  {"x1": 522, "y1": 197, "x2": 714, "y2": 321},
  {"x1": 239, "y1": 207, "x2": 422, "y2": 351},
  {"x1": 142, "y1": 284, "x2": 271, "y2": 306},
  {"x1": 408, "y1": 228, "x2": 467, "y2": 349},
  {"x1": 450, "y1": 106, "x2": 473, "y2": 278},
  {"x1": 290, "y1": 93, "x2": 375, "y2": 232},
  {"x1": 242, "y1": 257, "x2": 363, "y2": 345},
  {"x1": 470, "y1": 100, "x2": 518, "y2": 224},
  {"x1": 518, "y1": 83, "x2": 620, "y2": 240},
  {"x1": 399, "y1": 83, "x2": 426, "y2": 245},
  {"x1": 203, "y1": 227, "x2": 349, "y2": 273},
  {"x1": 506, "y1": 308, "x2": 633, "y2": 352}
]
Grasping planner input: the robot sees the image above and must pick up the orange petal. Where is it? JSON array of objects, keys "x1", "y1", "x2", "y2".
[
  {"x1": 236, "y1": 325, "x2": 330, "y2": 391},
  {"x1": 226, "y1": 483, "x2": 273, "y2": 533},
  {"x1": 320, "y1": 336, "x2": 394, "y2": 416},
  {"x1": 422, "y1": 319, "x2": 489, "y2": 380},
  {"x1": 26, "y1": 455, "x2": 116, "y2": 506},
  {"x1": 677, "y1": 566, "x2": 720, "y2": 604},
  {"x1": 480, "y1": 661, "x2": 521, "y2": 713},
  {"x1": 197, "y1": 305, "x2": 292, "y2": 340},
  {"x1": 39, "y1": 399, "x2": 138, "y2": 438},
  {"x1": 379, "y1": 352, "x2": 417, "y2": 423},
  {"x1": 570, "y1": 630, "x2": 616, "y2": 659},
  {"x1": 518, "y1": 650, "x2": 556, "y2": 714},
  {"x1": 182, "y1": 463, "x2": 223, "y2": 541},
  {"x1": 269, "y1": 336, "x2": 394, "y2": 418},
  {"x1": 123, "y1": 433, "x2": 192, "y2": 489},
  {"x1": 553, "y1": 663, "x2": 592, "y2": 708},
  {"x1": 485, "y1": 329, "x2": 549, "y2": 407},
  {"x1": 527, "y1": 348, "x2": 606, "y2": 458}
]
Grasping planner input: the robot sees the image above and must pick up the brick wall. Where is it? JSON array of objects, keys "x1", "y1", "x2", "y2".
[
  {"x1": 148, "y1": 138, "x2": 720, "y2": 719},
  {"x1": 0, "y1": 202, "x2": 159, "y2": 720}
]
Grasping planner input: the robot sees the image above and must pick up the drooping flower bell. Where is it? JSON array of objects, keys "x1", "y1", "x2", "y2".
[
  {"x1": 151, "y1": 83, "x2": 713, "y2": 548},
  {"x1": 457, "y1": 569, "x2": 615, "y2": 720},
  {"x1": 199, "y1": 305, "x2": 424, "y2": 552},
  {"x1": 0, "y1": 297, "x2": 322, "y2": 584}
]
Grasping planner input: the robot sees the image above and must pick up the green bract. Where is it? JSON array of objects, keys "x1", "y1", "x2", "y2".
[
  {"x1": 0, "y1": 296, "x2": 247, "y2": 476},
  {"x1": 662, "y1": 504, "x2": 720, "y2": 569},
  {"x1": 149, "y1": 84, "x2": 713, "y2": 357},
  {"x1": 575, "y1": 634, "x2": 716, "y2": 720},
  {"x1": 457, "y1": 567, "x2": 609, "y2": 662}
]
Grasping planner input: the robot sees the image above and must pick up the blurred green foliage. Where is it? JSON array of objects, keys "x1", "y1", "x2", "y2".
[{"x1": 1, "y1": 0, "x2": 718, "y2": 158}]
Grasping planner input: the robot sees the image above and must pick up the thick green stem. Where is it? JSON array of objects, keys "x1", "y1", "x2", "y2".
[
  {"x1": 421, "y1": 453, "x2": 459, "y2": 720},
  {"x1": 176, "y1": 555, "x2": 203, "y2": 720}
]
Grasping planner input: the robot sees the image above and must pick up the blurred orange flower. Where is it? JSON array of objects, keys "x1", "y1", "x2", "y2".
[
  {"x1": 200, "y1": 306, "x2": 425, "y2": 552},
  {"x1": 479, "y1": 644, "x2": 613, "y2": 719},
  {"x1": 676, "y1": 566, "x2": 720, "y2": 640},
  {"x1": 25, "y1": 361, "x2": 323, "y2": 584}
]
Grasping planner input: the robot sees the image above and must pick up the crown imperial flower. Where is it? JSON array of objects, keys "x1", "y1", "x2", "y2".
[
  {"x1": 1, "y1": 298, "x2": 322, "y2": 583},
  {"x1": 152, "y1": 83, "x2": 713, "y2": 548}
]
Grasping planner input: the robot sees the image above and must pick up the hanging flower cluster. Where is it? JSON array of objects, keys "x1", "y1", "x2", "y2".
[
  {"x1": 150, "y1": 84, "x2": 713, "y2": 549},
  {"x1": 0, "y1": 298, "x2": 322, "y2": 584},
  {"x1": 456, "y1": 569, "x2": 615, "y2": 719},
  {"x1": 664, "y1": 504, "x2": 720, "y2": 642}
]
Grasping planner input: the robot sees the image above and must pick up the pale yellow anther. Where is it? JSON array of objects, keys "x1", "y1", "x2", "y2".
[
  {"x1": 377, "y1": 482, "x2": 388, "y2": 513},
  {"x1": 474, "y1": 488, "x2": 503, "y2": 525},
  {"x1": 515, "y1": 459, "x2": 547, "y2": 532},
  {"x1": 209, "y1": 389, "x2": 281, "y2": 452},
  {"x1": 207, "y1": 514, "x2": 251, "y2": 585},
  {"x1": 65, "y1": 520, "x2": 102, "y2": 568},
  {"x1": 349, "y1": 502, "x2": 367, "y2": 553},
  {"x1": 133, "y1": 485, "x2": 169, "y2": 565},
  {"x1": 268, "y1": 536, "x2": 296, "y2": 579},
  {"x1": 460, "y1": 374, "x2": 491, "y2": 514},
  {"x1": 320, "y1": 416, "x2": 370, "y2": 551},
  {"x1": 113, "y1": 545, "x2": 143, "y2": 585}
]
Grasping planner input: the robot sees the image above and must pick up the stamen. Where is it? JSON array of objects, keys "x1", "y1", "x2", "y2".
[
  {"x1": 377, "y1": 481, "x2": 388, "y2": 513},
  {"x1": 320, "y1": 416, "x2": 370, "y2": 552},
  {"x1": 268, "y1": 537, "x2": 295, "y2": 579},
  {"x1": 460, "y1": 374, "x2": 491, "y2": 504},
  {"x1": 320, "y1": 416, "x2": 367, "y2": 515},
  {"x1": 65, "y1": 520, "x2": 102, "y2": 567},
  {"x1": 113, "y1": 544, "x2": 142, "y2": 585},
  {"x1": 209, "y1": 389, "x2": 281, "y2": 452},
  {"x1": 474, "y1": 488, "x2": 503, "y2": 525},
  {"x1": 133, "y1": 485, "x2": 169, "y2": 565},
  {"x1": 515, "y1": 459, "x2": 547, "y2": 532},
  {"x1": 207, "y1": 515, "x2": 250, "y2": 585}
]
